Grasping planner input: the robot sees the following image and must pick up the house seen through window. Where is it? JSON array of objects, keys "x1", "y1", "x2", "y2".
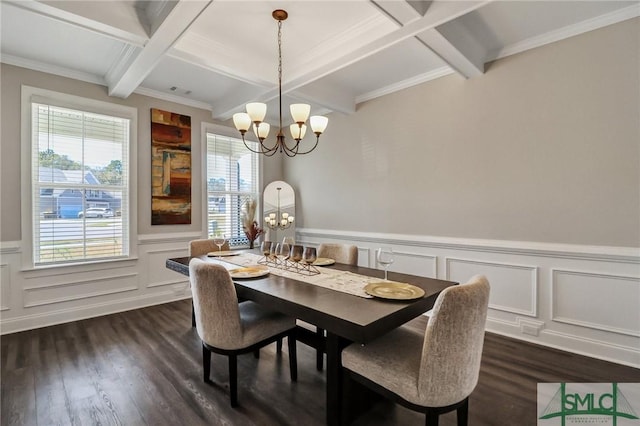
[{"x1": 31, "y1": 102, "x2": 130, "y2": 265}]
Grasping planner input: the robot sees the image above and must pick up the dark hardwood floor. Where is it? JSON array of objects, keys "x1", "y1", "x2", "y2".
[{"x1": 2, "y1": 299, "x2": 638, "y2": 425}]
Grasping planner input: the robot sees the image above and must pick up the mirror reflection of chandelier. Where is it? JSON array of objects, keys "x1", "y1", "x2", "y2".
[
  {"x1": 265, "y1": 187, "x2": 294, "y2": 230},
  {"x1": 233, "y1": 9, "x2": 328, "y2": 157}
]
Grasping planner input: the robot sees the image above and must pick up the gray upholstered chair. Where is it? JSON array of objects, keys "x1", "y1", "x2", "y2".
[
  {"x1": 310, "y1": 243, "x2": 358, "y2": 370},
  {"x1": 189, "y1": 258, "x2": 297, "y2": 407},
  {"x1": 341, "y1": 275, "x2": 490, "y2": 425},
  {"x1": 317, "y1": 243, "x2": 358, "y2": 266},
  {"x1": 188, "y1": 239, "x2": 231, "y2": 327},
  {"x1": 189, "y1": 238, "x2": 230, "y2": 257}
]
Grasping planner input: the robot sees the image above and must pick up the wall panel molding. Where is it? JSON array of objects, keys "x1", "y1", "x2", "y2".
[
  {"x1": 23, "y1": 273, "x2": 139, "y2": 308},
  {"x1": 446, "y1": 257, "x2": 538, "y2": 317},
  {"x1": 392, "y1": 250, "x2": 438, "y2": 279},
  {"x1": 147, "y1": 247, "x2": 189, "y2": 289},
  {"x1": 1, "y1": 264, "x2": 10, "y2": 311},
  {"x1": 551, "y1": 269, "x2": 640, "y2": 337},
  {"x1": 357, "y1": 247, "x2": 371, "y2": 268}
]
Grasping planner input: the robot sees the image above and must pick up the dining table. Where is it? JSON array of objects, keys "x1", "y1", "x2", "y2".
[{"x1": 166, "y1": 252, "x2": 456, "y2": 426}]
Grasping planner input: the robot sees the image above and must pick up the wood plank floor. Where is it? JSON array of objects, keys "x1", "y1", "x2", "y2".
[{"x1": 2, "y1": 299, "x2": 638, "y2": 425}]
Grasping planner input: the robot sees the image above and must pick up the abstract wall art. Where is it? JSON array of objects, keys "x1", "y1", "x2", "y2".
[{"x1": 150, "y1": 108, "x2": 192, "y2": 225}]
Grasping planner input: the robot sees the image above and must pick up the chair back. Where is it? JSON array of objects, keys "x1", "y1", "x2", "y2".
[
  {"x1": 317, "y1": 243, "x2": 358, "y2": 266},
  {"x1": 418, "y1": 275, "x2": 490, "y2": 406},
  {"x1": 189, "y1": 258, "x2": 243, "y2": 348},
  {"x1": 189, "y1": 239, "x2": 230, "y2": 256}
]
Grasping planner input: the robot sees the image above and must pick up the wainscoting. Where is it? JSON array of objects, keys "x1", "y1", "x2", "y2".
[
  {"x1": 1, "y1": 229, "x2": 639, "y2": 368},
  {"x1": 0, "y1": 233, "x2": 196, "y2": 336},
  {"x1": 297, "y1": 228, "x2": 640, "y2": 368}
]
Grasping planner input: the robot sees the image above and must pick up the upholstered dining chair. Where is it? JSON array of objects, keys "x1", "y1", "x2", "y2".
[
  {"x1": 317, "y1": 243, "x2": 358, "y2": 266},
  {"x1": 189, "y1": 238, "x2": 230, "y2": 257},
  {"x1": 341, "y1": 275, "x2": 490, "y2": 425},
  {"x1": 311, "y1": 243, "x2": 359, "y2": 370},
  {"x1": 189, "y1": 258, "x2": 298, "y2": 407},
  {"x1": 188, "y1": 239, "x2": 231, "y2": 327}
]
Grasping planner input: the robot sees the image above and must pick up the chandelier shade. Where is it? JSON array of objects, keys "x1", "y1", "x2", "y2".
[{"x1": 233, "y1": 10, "x2": 328, "y2": 157}]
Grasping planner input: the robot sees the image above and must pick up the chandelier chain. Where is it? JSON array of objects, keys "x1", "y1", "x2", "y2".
[{"x1": 277, "y1": 20, "x2": 283, "y2": 134}]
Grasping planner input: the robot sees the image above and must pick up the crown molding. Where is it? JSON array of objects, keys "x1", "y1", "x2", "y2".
[
  {"x1": 490, "y1": 3, "x2": 640, "y2": 61},
  {"x1": 1, "y1": 54, "x2": 106, "y2": 86},
  {"x1": 356, "y1": 65, "x2": 454, "y2": 104}
]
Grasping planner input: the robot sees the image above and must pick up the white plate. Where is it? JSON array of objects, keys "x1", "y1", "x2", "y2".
[
  {"x1": 207, "y1": 250, "x2": 239, "y2": 257},
  {"x1": 228, "y1": 265, "x2": 270, "y2": 279},
  {"x1": 313, "y1": 257, "x2": 336, "y2": 266}
]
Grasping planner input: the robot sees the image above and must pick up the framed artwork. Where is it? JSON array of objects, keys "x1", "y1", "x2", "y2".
[{"x1": 151, "y1": 108, "x2": 192, "y2": 225}]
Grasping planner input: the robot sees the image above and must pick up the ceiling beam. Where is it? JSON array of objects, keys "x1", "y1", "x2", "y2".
[
  {"x1": 4, "y1": 0, "x2": 148, "y2": 46},
  {"x1": 372, "y1": 0, "x2": 485, "y2": 78},
  {"x1": 212, "y1": 0, "x2": 490, "y2": 120},
  {"x1": 106, "y1": 0, "x2": 212, "y2": 98}
]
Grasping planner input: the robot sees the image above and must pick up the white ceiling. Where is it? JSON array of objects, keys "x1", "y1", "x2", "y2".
[{"x1": 2, "y1": 0, "x2": 638, "y2": 126}]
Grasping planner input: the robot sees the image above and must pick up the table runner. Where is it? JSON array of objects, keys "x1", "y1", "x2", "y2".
[{"x1": 218, "y1": 252, "x2": 381, "y2": 298}]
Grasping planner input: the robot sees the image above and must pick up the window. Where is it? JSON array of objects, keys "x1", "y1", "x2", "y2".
[
  {"x1": 206, "y1": 133, "x2": 260, "y2": 246},
  {"x1": 24, "y1": 87, "x2": 135, "y2": 266}
]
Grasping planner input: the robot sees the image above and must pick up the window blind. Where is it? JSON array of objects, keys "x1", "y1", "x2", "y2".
[
  {"x1": 32, "y1": 103, "x2": 130, "y2": 265},
  {"x1": 206, "y1": 134, "x2": 259, "y2": 246}
]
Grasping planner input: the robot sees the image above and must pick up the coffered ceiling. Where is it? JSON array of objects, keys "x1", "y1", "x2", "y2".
[{"x1": 2, "y1": 0, "x2": 638, "y2": 125}]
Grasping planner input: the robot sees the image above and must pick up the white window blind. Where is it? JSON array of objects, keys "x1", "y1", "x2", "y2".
[
  {"x1": 206, "y1": 134, "x2": 259, "y2": 246},
  {"x1": 32, "y1": 103, "x2": 130, "y2": 265}
]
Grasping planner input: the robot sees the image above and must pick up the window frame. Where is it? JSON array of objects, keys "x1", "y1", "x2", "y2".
[
  {"x1": 201, "y1": 122, "x2": 262, "y2": 248},
  {"x1": 21, "y1": 86, "x2": 138, "y2": 270}
]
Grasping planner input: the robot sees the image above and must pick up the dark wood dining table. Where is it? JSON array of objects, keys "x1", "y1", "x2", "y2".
[{"x1": 166, "y1": 254, "x2": 456, "y2": 425}]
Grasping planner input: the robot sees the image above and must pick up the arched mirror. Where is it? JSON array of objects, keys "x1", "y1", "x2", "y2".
[{"x1": 263, "y1": 181, "x2": 295, "y2": 243}]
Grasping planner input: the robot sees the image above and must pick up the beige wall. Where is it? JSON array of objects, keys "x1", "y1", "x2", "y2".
[
  {"x1": 0, "y1": 65, "x2": 284, "y2": 241},
  {"x1": 285, "y1": 18, "x2": 640, "y2": 248}
]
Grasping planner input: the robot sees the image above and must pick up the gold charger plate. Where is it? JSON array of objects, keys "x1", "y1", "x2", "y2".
[
  {"x1": 313, "y1": 257, "x2": 336, "y2": 266},
  {"x1": 228, "y1": 265, "x2": 269, "y2": 279},
  {"x1": 364, "y1": 282, "x2": 425, "y2": 300},
  {"x1": 207, "y1": 250, "x2": 239, "y2": 257}
]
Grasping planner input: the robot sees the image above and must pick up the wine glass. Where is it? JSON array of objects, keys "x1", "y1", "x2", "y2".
[
  {"x1": 376, "y1": 247, "x2": 394, "y2": 281},
  {"x1": 290, "y1": 245, "x2": 304, "y2": 268},
  {"x1": 275, "y1": 242, "x2": 291, "y2": 267},
  {"x1": 212, "y1": 233, "x2": 226, "y2": 255},
  {"x1": 261, "y1": 241, "x2": 272, "y2": 257},
  {"x1": 302, "y1": 247, "x2": 317, "y2": 265}
]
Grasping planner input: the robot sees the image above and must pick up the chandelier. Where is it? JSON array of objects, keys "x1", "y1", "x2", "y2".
[
  {"x1": 264, "y1": 187, "x2": 294, "y2": 230},
  {"x1": 233, "y1": 10, "x2": 328, "y2": 157}
]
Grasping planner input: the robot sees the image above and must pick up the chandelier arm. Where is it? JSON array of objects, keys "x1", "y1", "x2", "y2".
[
  {"x1": 241, "y1": 134, "x2": 279, "y2": 156},
  {"x1": 289, "y1": 135, "x2": 320, "y2": 155}
]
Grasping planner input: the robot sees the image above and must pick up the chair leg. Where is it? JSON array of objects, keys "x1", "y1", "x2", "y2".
[
  {"x1": 229, "y1": 354, "x2": 238, "y2": 407},
  {"x1": 276, "y1": 338, "x2": 283, "y2": 353},
  {"x1": 457, "y1": 398, "x2": 469, "y2": 426},
  {"x1": 191, "y1": 300, "x2": 196, "y2": 327},
  {"x1": 425, "y1": 410, "x2": 439, "y2": 426},
  {"x1": 202, "y1": 345, "x2": 211, "y2": 383},
  {"x1": 287, "y1": 334, "x2": 297, "y2": 382},
  {"x1": 316, "y1": 327, "x2": 324, "y2": 371}
]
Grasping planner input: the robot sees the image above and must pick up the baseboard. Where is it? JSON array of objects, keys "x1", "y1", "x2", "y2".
[{"x1": 0, "y1": 290, "x2": 191, "y2": 335}]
